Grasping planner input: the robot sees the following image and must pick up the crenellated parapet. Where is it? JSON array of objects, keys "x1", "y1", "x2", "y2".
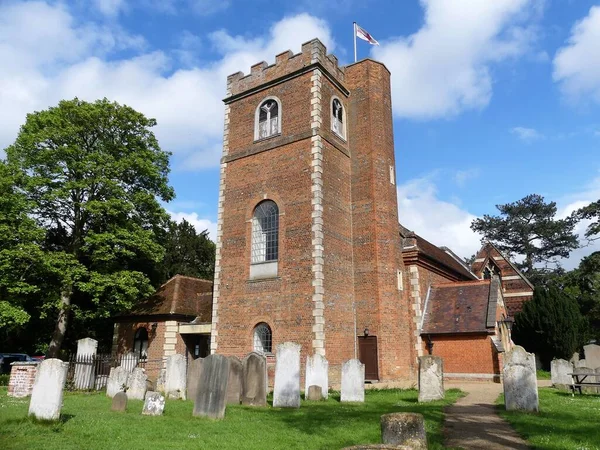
[{"x1": 227, "y1": 38, "x2": 345, "y2": 97}]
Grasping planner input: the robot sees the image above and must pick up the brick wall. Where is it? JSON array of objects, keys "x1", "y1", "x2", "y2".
[{"x1": 8, "y1": 362, "x2": 38, "y2": 398}]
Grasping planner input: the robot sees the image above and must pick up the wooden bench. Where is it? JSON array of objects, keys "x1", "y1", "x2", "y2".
[{"x1": 569, "y1": 372, "x2": 600, "y2": 395}]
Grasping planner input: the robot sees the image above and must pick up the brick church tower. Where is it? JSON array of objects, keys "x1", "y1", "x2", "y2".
[{"x1": 211, "y1": 39, "x2": 416, "y2": 382}]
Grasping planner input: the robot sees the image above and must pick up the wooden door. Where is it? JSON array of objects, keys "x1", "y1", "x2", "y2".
[{"x1": 358, "y1": 336, "x2": 379, "y2": 381}]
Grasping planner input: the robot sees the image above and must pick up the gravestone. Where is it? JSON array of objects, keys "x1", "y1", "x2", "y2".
[
  {"x1": 156, "y1": 369, "x2": 166, "y2": 393},
  {"x1": 120, "y1": 352, "x2": 139, "y2": 373},
  {"x1": 306, "y1": 385, "x2": 323, "y2": 401},
  {"x1": 106, "y1": 366, "x2": 129, "y2": 398},
  {"x1": 341, "y1": 359, "x2": 365, "y2": 403},
  {"x1": 584, "y1": 344, "x2": 600, "y2": 369},
  {"x1": 418, "y1": 356, "x2": 444, "y2": 402},
  {"x1": 575, "y1": 367, "x2": 598, "y2": 394},
  {"x1": 74, "y1": 337, "x2": 98, "y2": 390},
  {"x1": 7, "y1": 362, "x2": 38, "y2": 398},
  {"x1": 550, "y1": 359, "x2": 573, "y2": 389},
  {"x1": 111, "y1": 391, "x2": 128, "y2": 412},
  {"x1": 126, "y1": 368, "x2": 148, "y2": 401},
  {"x1": 273, "y1": 342, "x2": 301, "y2": 408},
  {"x1": 165, "y1": 354, "x2": 187, "y2": 400},
  {"x1": 503, "y1": 346, "x2": 539, "y2": 412},
  {"x1": 381, "y1": 413, "x2": 428, "y2": 450},
  {"x1": 186, "y1": 358, "x2": 204, "y2": 403},
  {"x1": 305, "y1": 353, "x2": 329, "y2": 399},
  {"x1": 576, "y1": 359, "x2": 588, "y2": 368},
  {"x1": 142, "y1": 391, "x2": 165, "y2": 416},
  {"x1": 242, "y1": 352, "x2": 267, "y2": 407},
  {"x1": 28, "y1": 358, "x2": 69, "y2": 421},
  {"x1": 193, "y1": 354, "x2": 230, "y2": 419},
  {"x1": 226, "y1": 356, "x2": 243, "y2": 405}
]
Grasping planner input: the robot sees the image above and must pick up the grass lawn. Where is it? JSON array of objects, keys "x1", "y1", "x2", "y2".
[
  {"x1": 0, "y1": 387, "x2": 462, "y2": 450},
  {"x1": 499, "y1": 387, "x2": 600, "y2": 450}
]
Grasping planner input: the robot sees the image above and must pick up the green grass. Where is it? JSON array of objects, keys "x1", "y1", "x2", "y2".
[
  {"x1": 536, "y1": 369, "x2": 551, "y2": 380},
  {"x1": 499, "y1": 387, "x2": 600, "y2": 450},
  {"x1": 0, "y1": 387, "x2": 462, "y2": 450}
]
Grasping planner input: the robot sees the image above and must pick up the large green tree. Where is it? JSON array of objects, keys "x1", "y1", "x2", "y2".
[
  {"x1": 577, "y1": 200, "x2": 600, "y2": 240},
  {"x1": 5, "y1": 98, "x2": 174, "y2": 357},
  {"x1": 471, "y1": 194, "x2": 579, "y2": 276},
  {"x1": 512, "y1": 286, "x2": 587, "y2": 367}
]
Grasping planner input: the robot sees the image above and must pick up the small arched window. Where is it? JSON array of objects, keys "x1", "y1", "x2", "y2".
[
  {"x1": 255, "y1": 97, "x2": 281, "y2": 140},
  {"x1": 133, "y1": 327, "x2": 148, "y2": 360},
  {"x1": 253, "y1": 323, "x2": 272, "y2": 354},
  {"x1": 251, "y1": 200, "x2": 279, "y2": 264},
  {"x1": 331, "y1": 98, "x2": 345, "y2": 139}
]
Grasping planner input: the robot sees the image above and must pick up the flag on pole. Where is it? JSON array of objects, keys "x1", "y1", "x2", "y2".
[{"x1": 355, "y1": 24, "x2": 379, "y2": 46}]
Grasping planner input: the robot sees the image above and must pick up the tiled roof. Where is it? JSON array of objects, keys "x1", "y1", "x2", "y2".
[
  {"x1": 421, "y1": 279, "x2": 499, "y2": 335},
  {"x1": 120, "y1": 275, "x2": 213, "y2": 321}
]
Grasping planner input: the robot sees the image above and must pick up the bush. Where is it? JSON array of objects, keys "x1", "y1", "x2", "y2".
[{"x1": 0, "y1": 374, "x2": 9, "y2": 386}]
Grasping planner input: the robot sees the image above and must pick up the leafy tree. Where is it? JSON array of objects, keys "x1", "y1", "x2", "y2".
[
  {"x1": 159, "y1": 219, "x2": 215, "y2": 283},
  {"x1": 5, "y1": 98, "x2": 174, "y2": 357},
  {"x1": 470, "y1": 194, "x2": 579, "y2": 276},
  {"x1": 577, "y1": 200, "x2": 600, "y2": 240},
  {"x1": 512, "y1": 286, "x2": 588, "y2": 368}
]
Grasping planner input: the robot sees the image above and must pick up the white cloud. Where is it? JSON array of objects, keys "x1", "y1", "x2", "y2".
[
  {"x1": 0, "y1": 3, "x2": 334, "y2": 171},
  {"x1": 397, "y1": 174, "x2": 482, "y2": 260},
  {"x1": 510, "y1": 126, "x2": 544, "y2": 142},
  {"x1": 93, "y1": 0, "x2": 128, "y2": 17},
  {"x1": 168, "y1": 210, "x2": 217, "y2": 241},
  {"x1": 553, "y1": 6, "x2": 600, "y2": 104},
  {"x1": 372, "y1": 0, "x2": 542, "y2": 119},
  {"x1": 454, "y1": 168, "x2": 480, "y2": 187}
]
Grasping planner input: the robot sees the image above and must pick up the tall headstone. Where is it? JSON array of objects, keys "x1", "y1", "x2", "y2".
[
  {"x1": 341, "y1": 359, "x2": 365, "y2": 403},
  {"x1": 186, "y1": 358, "x2": 204, "y2": 403},
  {"x1": 381, "y1": 413, "x2": 428, "y2": 449},
  {"x1": 193, "y1": 354, "x2": 230, "y2": 419},
  {"x1": 305, "y1": 354, "x2": 329, "y2": 399},
  {"x1": 242, "y1": 352, "x2": 267, "y2": 407},
  {"x1": 111, "y1": 391, "x2": 128, "y2": 412},
  {"x1": 418, "y1": 356, "x2": 444, "y2": 402},
  {"x1": 121, "y1": 352, "x2": 139, "y2": 373},
  {"x1": 126, "y1": 368, "x2": 148, "y2": 401},
  {"x1": 550, "y1": 359, "x2": 573, "y2": 388},
  {"x1": 142, "y1": 391, "x2": 165, "y2": 416},
  {"x1": 165, "y1": 354, "x2": 187, "y2": 400},
  {"x1": 503, "y1": 346, "x2": 539, "y2": 412},
  {"x1": 577, "y1": 359, "x2": 588, "y2": 368},
  {"x1": 28, "y1": 358, "x2": 69, "y2": 421},
  {"x1": 273, "y1": 342, "x2": 301, "y2": 408},
  {"x1": 74, "y1": 337, "x2": 98, "y2": 390},
  {"x1": 226, "y1": 356, "x2": 243, "y2": 405},
  {"x1": 156, "y1": 368, "x2": 166, "y2": 394},
  {"x1": 584, "y1": 344, "x2": 600, "y2": 369},
  {"x1": 106, "y1": 366, "x2": 129, "y2": 398}
]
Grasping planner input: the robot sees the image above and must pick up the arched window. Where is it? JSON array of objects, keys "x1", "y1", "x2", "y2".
[
  {"x1": 253, "y1": 323, "x2": 272, "y2": 354},
  {"x1": 331, "y1": 97, "x2": 345, "y2": 139},
  {"x1": 251, "y1": 200, "x2": 279, "y2": 263},
  {"x1": 133, "y1": 327, "x2": 148, "y2": 360},
  {"x1": 255, "y1": 97, "x2": 281, "y2": 140}
]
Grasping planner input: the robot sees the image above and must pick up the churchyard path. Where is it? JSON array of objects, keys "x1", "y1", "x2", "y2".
[{"x1": 443, "y1": 380, "x2": 550, "y2": 449}]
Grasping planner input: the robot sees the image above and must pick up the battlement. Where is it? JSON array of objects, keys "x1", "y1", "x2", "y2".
[{"x1": 226, "y1": 38, "x2": 345, "y2": 97}]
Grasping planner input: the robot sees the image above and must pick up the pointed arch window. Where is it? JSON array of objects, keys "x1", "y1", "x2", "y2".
[
  {"x1": 253, "y1": 323, "x2": 272, "y2": 354},
  {"x1": 255, "y1": 97, "x2": 281, "y2": 140},
  {"x1": 133, "y1": 327, "x2": 148, "y2": 360},
  {"x1": 331, "y1": 97, "x2": 345, "y2": 139}
]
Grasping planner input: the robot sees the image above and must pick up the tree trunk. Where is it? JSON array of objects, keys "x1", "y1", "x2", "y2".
[{"x1": 46, "y1": 288, "x2": 72, "y2": 358}]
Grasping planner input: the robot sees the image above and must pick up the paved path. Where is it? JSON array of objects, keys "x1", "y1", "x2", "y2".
[{"x1": 443, "y1": 381, "x2": 534, "y2": 450}]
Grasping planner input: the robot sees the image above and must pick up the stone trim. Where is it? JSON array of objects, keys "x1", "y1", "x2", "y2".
[
  {"x1": 408, "y1": 265, "x2": 423, "y2": 357},
  {"x1": 211, "y1": 81, "x2": 233, "y2": 354},
  {"x1": 501, "y1": 275, "x2": 521, "y2": 280},
  {"x1": 310, "y1": 68, "x2": 325, "y2": 356},
  {"x1": 163, "y1": 320, "x2": 178, "y2": 364},
  {"x1": 503, "y1": 291, "x2": 534, "y2": 298}
]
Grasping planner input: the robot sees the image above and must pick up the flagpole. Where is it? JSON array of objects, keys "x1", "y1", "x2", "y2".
[{"x1": 353, "y1": 22, "x2": 357, "y2": 63}]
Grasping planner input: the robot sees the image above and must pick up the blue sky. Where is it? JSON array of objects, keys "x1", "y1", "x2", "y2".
[{"x1": 1, "y1": 0, "x2": 599, "y2": 269}]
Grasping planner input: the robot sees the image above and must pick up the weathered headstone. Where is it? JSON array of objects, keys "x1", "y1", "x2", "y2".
[
  {"x1": 28, "y1": 358, "x2": 69, "y2": 421},
  {"x1": 584, "y1": 344, "x2": 600, "y2": 369},
  {"x1": 111, "y1": 391, "x2": 128, "y2": 412},
  {"x1": 273, "y1": 342, "x2": 301, "y2": 408},
  {"x1": 74, "y1": 337, "x2": 98, "y2": 390},
  {"x1": 126, "y1": 368, "x2": 148, "y2": 401},
  {"x1": 120, "y1": 352, "x2": 139, "y2": 373},
  {"x1": 381, "y1": 413, "x2": 428, "y2": 450},
  {"x1": 226, "y1": 356, "x2": 243, "y2": 405},
  {"x1": 186, "y1": 358, "x2": 204, "y2": 403},
  {"x1": 305, "y1": 353, "x2": 329, "y2": 399},
  {"x1": 503, "y1": 346, "x2": 539, "y2": 412},
  {"x1": 242, "y1": 352, "x2": 267, "y2": 407},
  {"x1": 106, "y1": 366, "x2": 129, "y2": 398},
  {"x1": 577, "y1": 359, "x2": 588, "y2": 368},
  {"x1": 550, "y1": 359, "x2": 573, "y2": 389},
  {"x1": 418, "y1": 355, "x2": 444, "y2": 402},
  {"x1": 165, "y1": 354, "x2": 187, "y2": 400},
  {"x1": 156, "y1": 368, "x2": 166, "y2": 393},
  {"x1": 306, "y1": 385, "x2": 323, "y2": 401},
  {"x1": 142, "y1": 391, "x2": 165, "y2": 416},
  {"x1": 7, "y1": 362, "x2": 38, "y2": 398},
  {"x1": 341, "y1": 359, "x2": 365, "y2": 403},
  {"x1": 193, "y1": 354, "x2": 230, "y2": 419}
]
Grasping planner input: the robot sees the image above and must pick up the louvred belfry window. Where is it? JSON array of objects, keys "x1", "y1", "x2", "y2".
[
  {"x1": 258, "y1": 100, "x2": 279, "y2": 139},
  {"x1": 332, "y1": 98, "x2": 345, "y2": 139}
]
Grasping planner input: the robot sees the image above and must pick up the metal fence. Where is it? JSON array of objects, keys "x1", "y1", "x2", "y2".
[{"x1": 65, "y1": 353, "x2": 164, "y2": 391}]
